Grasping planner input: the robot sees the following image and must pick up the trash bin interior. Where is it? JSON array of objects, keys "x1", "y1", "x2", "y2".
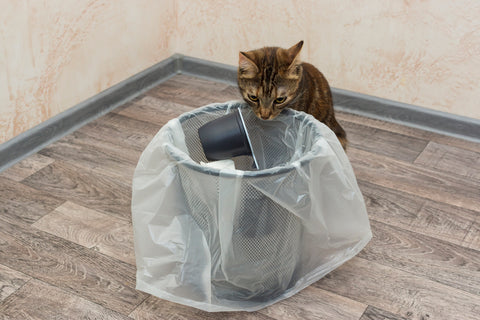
[{"x1": 175, "y1": 101, "x2": 323, "y2": 172}]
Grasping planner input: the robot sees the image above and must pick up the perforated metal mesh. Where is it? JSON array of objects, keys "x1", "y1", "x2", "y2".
[
  {"x1": 176, "y1": 104, "x2": 309, "y2": 301},
  {"x1": 224, "y1": 176, "x2": 302, "y2": 300}
]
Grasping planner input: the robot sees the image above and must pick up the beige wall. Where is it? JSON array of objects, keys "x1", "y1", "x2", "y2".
[
  {"x1": 176, "y1": 0, "x2": 480, "y2": 120},
  {"x1": 0, "y1": 0, "x2": 175, "y2": 143},
  {"x1": 1, "y1": 0, "x2": 479, "y2": 144}
]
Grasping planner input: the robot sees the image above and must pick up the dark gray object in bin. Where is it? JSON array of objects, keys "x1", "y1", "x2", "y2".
[{"x1": 198, "y1": 109, "x2": 259, "y2": 168}]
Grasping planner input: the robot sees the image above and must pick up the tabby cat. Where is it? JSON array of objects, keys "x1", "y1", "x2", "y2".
[{"x1": 237, "y1": 41, "x2": 347, "y2": 150}]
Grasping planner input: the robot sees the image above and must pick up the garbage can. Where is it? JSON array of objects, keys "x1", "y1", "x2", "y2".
[{"x1": 132, "y1": 101, "x2": 371, "y2": 312}]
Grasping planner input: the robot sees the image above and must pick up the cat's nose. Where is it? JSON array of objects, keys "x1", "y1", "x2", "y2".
[{"x1": 260, "y1": 109, "x2": 271, "y2": 120}]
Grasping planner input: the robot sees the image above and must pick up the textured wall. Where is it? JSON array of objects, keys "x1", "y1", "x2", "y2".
[
  {"x1": 1, "y1": 0, "x2": 479, "y2": 144},
  {"x1": 0, "y1": 0, "x2": 175, "y2": 143},
  {"x1": 176, "y1": 0, "x2": 480, "y2": 120}
]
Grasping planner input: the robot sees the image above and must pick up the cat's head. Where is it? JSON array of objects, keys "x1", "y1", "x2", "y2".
[{"x1": 237, "y1": 41, "x2": 304, "y2": 120}]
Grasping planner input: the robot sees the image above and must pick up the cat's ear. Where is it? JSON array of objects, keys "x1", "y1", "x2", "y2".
[
  {"x1": 239, "y1": 52, "x2": 259, "y2": 78},
  {"x1": 277, "y1": 41, "x2": 303, "y2": 79},
  {"x1": 286, "y1": 40, "x2": 303, "y2": 66}
]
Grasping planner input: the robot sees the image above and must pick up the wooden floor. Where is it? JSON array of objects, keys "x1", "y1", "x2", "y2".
[{"x1": 1, "y1": 74, "x2": 479, "y2": 320}]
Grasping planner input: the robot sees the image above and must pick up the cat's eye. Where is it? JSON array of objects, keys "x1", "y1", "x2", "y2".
[
  {"x1": 248, "y1": 94, "x2": 258, "y2": 102},
  {"x1": 275, "y1": 97, "x2": 287, "y2": 104}
]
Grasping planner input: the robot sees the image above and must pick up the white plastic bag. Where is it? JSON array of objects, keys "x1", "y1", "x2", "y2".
[{"x1": 131, "y1": 101, "x2": 371, "y2": 312}]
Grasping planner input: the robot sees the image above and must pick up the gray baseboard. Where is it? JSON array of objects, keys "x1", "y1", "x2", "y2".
[
  {"x1": 332, "y1": 88, "x2": 480, "y2": 143},
  {"x1": 179, "y1": 55, "x2": 238, "y2": 86},
  {"x1": 178, "y1": 55, "x2": 480, "y2": 144},
  {"x1": 0, "y1": 55, "x2": 180, "y2": 172},
  {"x1": 1, "y1": 54, "x2": 479, "y2": 172}
]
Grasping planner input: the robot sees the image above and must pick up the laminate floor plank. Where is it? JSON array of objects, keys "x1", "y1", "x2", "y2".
[
  {"x1": 113, "y1": 95, "x2": 196, "y2": 125},
  {"x1": 0, "y1": 216, "x2": 146, "y2": 315},
  {"x1": 111, "y1": 94, "x2": 146, "y2": 113},
  {"x1": 0, "y1": 264, "x2": 30, "y2": 303},
  {"x1": 0, "y1": 177, "x2": 64, "y2": 225},
  {"x1": 0, "y1": 279, "x2": 131, "y2": 320},
  {"x1": 21, "y1": 161, "x2": 131, "y2": 221},
  {"x1": 336, "y1": 111, "x2": 480, "y2": 153},
  {"x1": 92, "y1": 223, "x2": 135, "y2": 266},
  {"x1": 79, "y1": 112, "x2": 160, "y2": 152},
  {"x1": 414, "y1": 141, "x2": 480, "y2": 180},
  {"x1": 0, "y1": 153, "x2": 54, "y2": 182},
  {"x1": 359, "y1": 306, "x2": 408, "y2": 320},
  {"x1": 349, "y1": 147, "x2": 480, "y2": 212},
  {"x1": 359, "y1": 180, "x2": 479, "y2": 248},
  {"x1": 39, "y1": 130, "x2": 139, "y2": 183},
  {"x1": 158, "y1": 74, "x2": 231, "y2": 93},
  {"x1": 219, "y1": 84, "x2": 244, "y2": 100},
  {"x1": 359, "y1": 220, "x2": 480, "y2": 296},
  {"x1": 146, "y1": 74, "x2": 237, "y2": 107},
  {"x1": 463, "y1": 218, "x2": 480, "y2": 251},
  {"x1": 315, "y1": 257, "x2": 480, "y2": 320},
  {"x1": 258, "y1": 286, "x2": 367, "y2": 320},
  {"x1": 416, "y1": 201, "x2": 479, "y2": 250},
  {"x1": 341, "y1": 121, "x2": 429, "y2": 162},
  {"x1": 33, "y1": 201, "x2": 135, "y2": 265},
  {"x1": 129, "y1": 295, "x2": 276, "y2": 320}
]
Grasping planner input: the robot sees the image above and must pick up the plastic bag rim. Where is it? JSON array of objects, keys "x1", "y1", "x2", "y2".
[{"x1": 164, "y1": 101, "x2": 330, "y2": 178}]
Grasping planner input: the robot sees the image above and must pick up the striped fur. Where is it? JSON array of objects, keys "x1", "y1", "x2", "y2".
[{"x1": 238, "y1": 41, "x2": 347, "y2": 149}]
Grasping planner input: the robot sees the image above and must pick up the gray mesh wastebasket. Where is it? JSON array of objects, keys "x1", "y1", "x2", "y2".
[{"x1": 132, "y1": 101, "x2": 372, "y2": 312}]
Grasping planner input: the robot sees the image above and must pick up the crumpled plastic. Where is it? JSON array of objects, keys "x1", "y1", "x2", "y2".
[{"x1": 131, "y1": 101, "x2": 372, "y2": 312}]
